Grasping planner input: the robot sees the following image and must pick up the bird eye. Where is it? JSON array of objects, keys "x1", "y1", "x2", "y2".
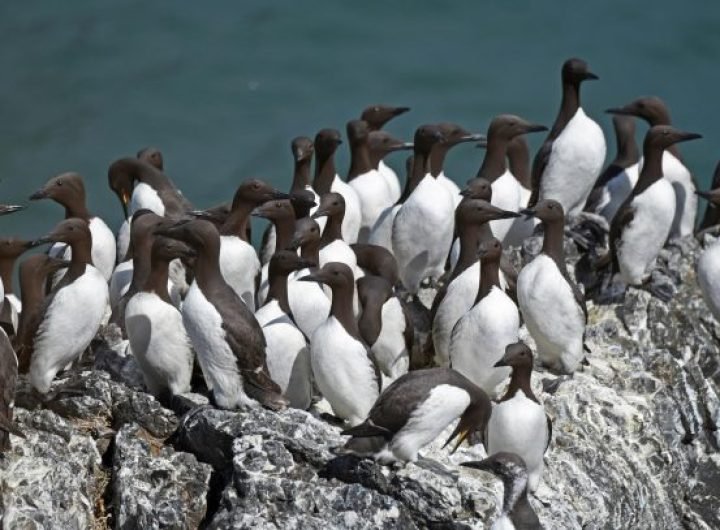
[
  {"x1": 56, "y1": 181, "x2": 63, "y2": 186},
  {"x1": 252, "y1": 183, "x2": 260, "y2": 190},
  {"x1": 374, "y1": 107, "x2": 379, "y2": 112}
]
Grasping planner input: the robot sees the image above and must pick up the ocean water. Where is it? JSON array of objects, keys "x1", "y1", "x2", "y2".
[{"x1": 1, "y1": 1, "x2": 719, "y2": 244}]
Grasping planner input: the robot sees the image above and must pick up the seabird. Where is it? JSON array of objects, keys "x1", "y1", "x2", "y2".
[
  {"x1": 697, "y1": 161, "x2": 720, "y2": 234},
  {"x1": 430, "y1": 123, "x2": 486, "y2": 207},
  {"x1": 0, "y1": 238, "x2": 36, "y2": 334},
  {"x1": 367, "y1": 130, "x2": 413, "y2": 204},
  {"x1": 368, "y1": 154, "x2": 415, "y2": 252}
]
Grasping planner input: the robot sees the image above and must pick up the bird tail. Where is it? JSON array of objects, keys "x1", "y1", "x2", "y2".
[{"x1": 242, "y1": 369, "x2": 288, "y2": 411}]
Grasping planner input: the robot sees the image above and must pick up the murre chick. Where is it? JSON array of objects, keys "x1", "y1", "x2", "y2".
[
  {"x1": 461, "y1": 452, "x2": 542, "y2": 530},
  {"x1": 347, "y1": 120, "x2": 395, "y2": 242},
  {"x1": 15, "y1": 256, "x2": 69, "y2": 373},
  {"x1": 300, "y1": 262, "x2": 379, "y2": 425},
  {"x1": 530, "y1": 57, "x2": 606, "y2": 217},
  {"x1": 30, "y1": 172, "x2": 117, "y2": 281},
  {"x1": 361, "y1": 104, "x2": 411, "y2": 202},
  {"x1": 486, "y1": 342, "x2": 551, "y2": 493},
  {"x1": 29, "y1": 219, "x2": 110, "y2": 393},
  {"x1": 255, "y1": 250, "x2": 314, "y2": 409},
  {"x1": 585, "y1": 115, "x2": 640, "y2": 222},
  {"x1": 430, "y1": 123, "x2": 486, "y2": 207},
  {"x1": 392, "y1": 125, "x2": 453, "y2": 293},
  {"x1": 313, "y1": 128, "x2": 362, "y2": 244},
  {"x1": 475, "y1": 115, "x2": 548, "y2": 246},
  {"x1": 606, "y1": 96, "x2": 698, "y2": 239},
  {"x1": 287, "y1": 217, "x2": 331, "y2": 339},
  {"x1": 449, "y1": 238, "x2": 519, "y2": 396},
  {"x1": 608, "y1": 126, "x2": 701, "y2": 295},
  {"x1": 125, "y1": 237, "x2": 195, "y2": 402},
  {"x1": 517, "y1": 200, "x2": 587, "y2": 373},
  {"x1": 338, "y1": 367, "x2": 491, "y2": 463},
  {"x1": 156, "y1": 219, "x2": 287, "y2": 410}
]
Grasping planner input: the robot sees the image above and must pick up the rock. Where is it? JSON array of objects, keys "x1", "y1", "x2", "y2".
[
  {"x1": 112, "y1": 423, "x2": 212, "y2": 530},
  {"x1": 111, "y1": 385, "x2": 178, "y2": 439},
  {"x1": 0, "y1": 408, "x2": 103, "y2": 529}
]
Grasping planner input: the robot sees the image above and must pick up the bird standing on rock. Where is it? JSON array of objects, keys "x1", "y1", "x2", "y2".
[
  {"x1": 156, "y1": 219, "x2": 287, "y2": 411},
  {"x1": 517, "y1": 200, "x2": 587, "y2": 373},
  {"x1": 339, "y1": 367, "x2": 491, "y2": 463}
]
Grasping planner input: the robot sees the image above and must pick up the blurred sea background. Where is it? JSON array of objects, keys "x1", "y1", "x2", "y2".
[{"x1": 1, "y1": 1, "x2": 719, "y2": 244}]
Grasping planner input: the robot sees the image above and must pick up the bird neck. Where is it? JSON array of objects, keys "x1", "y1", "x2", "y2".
[
  {"x1": 291, "y1": 158, "x2": 313, "y2": 193},
  {"x1": 64, "y1": 200, "x2": 91, "y2": 222},
  {"x1": 347, "y1": 142, "x2": 373, "y2": 180},
  {"x1": 220, "y1": 201, "x2": 253, "y2": 241},
  {"x1": 541, "y1": 219, "x2": 565, "y2": 266},
  {"x1": 357, "y1": 297, "x2": 382, "y2": 345},
  {"x1": 476, "y1": 140, "x2": 509, "y2": 182},
  {"x1": 499, "y1": 363, "x2": 537, "y2": 403},
  {"x1": 452, "y1": 221, "x2": 491, "y2": 282},
  {"x1": 67, "y1": 236, "x2": 93, "y2": 277},
  {"x1": 429, "y1": 145, "x2": 449, "y2": 177},
  {"x1": 272, "y1": 216, "x2": 296, "y2": 252},
  {"x1": 397, "y1": 152, "x2": 430, "y2": 204},
  {"x1": 330, "y1": 284, "x2": 360, "y2": 339},
  {"x1": 0, "y1": 257, "x2": 16, "y2": 295},
  {"x1": 314, "y1": 152, "x2": 337, "y2": 194},
  {"x1": 634, "y1": 143, "x2": 665, "y2": 197},
  {"x1": 615, "y1": 130, "x2": 640, "y2": 169},
  {"x1": 193, "y1": 246, "x2": 223, "y2": 291},
  {"x1": 549, "y1": 81, "x2": 581, "y2": 140},
  {"x1": 266, "y1": 270, "x2": 291, "y2": 315},
  {"x1": 130, "y1": 238, "x2": 154, "y2": 292},
  {"x1": 144, "y1": 259, "x2": 172, "y2": 304},
  {"x1": 476, "y1": 257, "x2": 500, "y2": 304},
  {"x1": 320, "y1": 213, "x2": 345, "y2": 246},
  {"x1": 300, "y1": 240, "x2": 320, "y2": 265}
]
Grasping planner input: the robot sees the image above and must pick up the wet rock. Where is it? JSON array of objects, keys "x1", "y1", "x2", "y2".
[{"x1": 113, "y1": 423, "x2": 212, "y2": 530}]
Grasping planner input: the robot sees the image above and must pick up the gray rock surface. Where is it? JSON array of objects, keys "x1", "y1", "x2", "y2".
[{"x1": 2, "y1": 235, "x2": 719, "y2": 528}]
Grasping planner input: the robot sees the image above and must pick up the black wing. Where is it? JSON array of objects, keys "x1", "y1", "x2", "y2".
[
  {"x1": 609, "y1": 200, "x2": 636, "y2": 275},
  {"x1": 529, "y1": 140, "x2": 553, "y2": 208}
]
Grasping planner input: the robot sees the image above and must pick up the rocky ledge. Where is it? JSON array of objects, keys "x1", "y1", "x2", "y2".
[{"x1": 1, "y1": 235, "x2": 720, "y2": 529}]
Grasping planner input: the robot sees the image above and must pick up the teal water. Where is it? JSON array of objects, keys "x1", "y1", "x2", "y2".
[{"x1": 1, "y1": 1, "x2": 719, "y2": 243}]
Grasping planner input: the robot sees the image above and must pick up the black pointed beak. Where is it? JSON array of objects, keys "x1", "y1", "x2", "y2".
[
  {"x1": 0, "y1": 204, "x2": 25, "y2": 215},
  {"x1": 584, "y1": 72, "x2": 599, "y2": 81},
  {"x1": 251, "y1": 207, "x2": 270, "y2": 219},
  {"x1": 495, "y1": 209, "x2": 522, "y2": 220},
  {"x1": 520, "y1": 208, "x2": 536, "y2": 219},
  {"x1": 493, "y1": 358, "x2": 509, "y2": 368},
  {"x1": 460, "y1": 460, "x2": 491, "y2": 471},
  {"x1": 524, "y1": 124, "x2": 548, "y2": 134},
  {"x1": 605, "y1": 106, "x2": 632, "y2": 116},
  {"x1": 272, "y1": 190, "x2": 291, "y2": 200},
  {"x1": 676, "y1": 132, "x2": 703, "y2": 143},
  {"x1": 475, "y1": 139, "x2": 488, "y2": 149},
  {"x1": 29, "y1": 189, "x2": 48, "y2": 201},
  {"x1": 311, "y1": 208, "x2": 329, "y2": 220},
  {"x1": 393, "y1": 107, "x2": 410, "y2": 116},
  {"x1": 31, "y1": 236, "x2": 53, "y2": 247},
  {"x1": 298, "y1": 273, "x2": 323, "y2": 284}
]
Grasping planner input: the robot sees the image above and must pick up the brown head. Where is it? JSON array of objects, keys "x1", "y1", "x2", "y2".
[
  {"x1": 477, "y1": 237, "x2": 503, "y2": 264},
  {"x1": 268, "y1": 250, "x2": 315, "y2": 278},
  {"x1": 561, "y1": 57, "x2": 599, "y2": 86},
  {"x1": 137, "y1": 147, "x2": 164, "y2": 171},
  {"x1": 457, "y1": 198, "x2": 520, "y2": 226},
  {"x1": 291, "y1": 136, "x2": 314, "y2": 163},
  {"x1": 150, "y1": 236, "x2": 196, "y2": 265},
  {"x1": 487, "y1": 115, "x2": 547, "y2": 142},
  {"x1": 494, "y1": 341, "x2": 533, "y2": 371},
  {"x1": 368, "y1": 131, "x2": 413, "y2": 163},
  {"x1": 606, "y1": 96, "x2": 672, "y2": 126},
  {"x1": 521, "y1": 199, "x2": 564, "y2": 225},
  {"x1": 29, "y1": 172, "x2": 89, "y2": 220},
  {"x1": 312, "y1": 192, "x2": 345, "y2": 221},
  {"x1": 34, "y1": 218, "x2": 91, "y2": 249},
  {"x1": 460, "y1": 178, "x2": 493, "y2": 201},
  {"x1": 360, "y1": 104, "x2": 410, "y2": 131},
  {"x1": 642, "y1": 125, "x2": 701, "y2": 154},
  {"x1": 314, "y1": 128, "x2": 343, "y2": 159},
  {"x1": 232, "y1": 179, "x2": 289, "y2": 210},
  {"x1": 251, "y1": 199, "x2": 295, "y2": 223},
  {"x1": 298, "y1": 261, "x2": 354, "y2": 291},
  {"x1": 290, "y1": 217, "x2": 322, "y2": 250}
]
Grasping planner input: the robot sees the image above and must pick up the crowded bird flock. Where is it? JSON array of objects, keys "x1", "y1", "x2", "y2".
[{"x1": 1, "y1": 57, "x2": 718, "y2": 529}]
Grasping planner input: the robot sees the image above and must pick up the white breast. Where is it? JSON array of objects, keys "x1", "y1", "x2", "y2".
[
  {"x1": 489, "y1": 170, "x2": 523, "y2": 245},
  {"x1": 517, "y1": 254, "x2": 585, "y2": 373},
  {"x1": 378, "y1": 160, "x2": 401, "y2": 203},
  {"x1": 449, "y1": 287, "x2": 518, "y2": 396},
  {"x1": 371, "y1": 297, "x2": 409, "y2": 383},
  {"x1": 330, "y1": 176, "x2": 362, "y2": 244},
  {"x1": 287, "y1": 268, "x2": 331, "y2": 338},
  {"x1": 87, "y1": 217, "x2": 117, "y2": 281},
  {"x1": 130, "y1": 182, "x2": 165, "y2": 216},
  {"x1": 616, "y1": 178, "x2": 676, "y2": 285},
  {"x1": 349, "y1": 169, "x2": 395, "y2": 243},
  {"x1": 255, "y1": 300, "x2": 312, "y2": 409},
  {"x1": 219, "y1": 235, "x2": 260, "y2": 312},
  {"x1": 539, "y1": 108, "x2": 607, "y2": 216},
  {"x1": 181, "y1": 282, "x2": 252, "y2": 409},
  {"x1": 261, "y1": 185, "x2": 320, "y2": 264},
  {"x1": 109, "y1": 260, "x2": 134, "y2": 309},
  {"x1": 661, "y1": 151, "x2": 696, "y2": 239},
  {"x1": 310, "y1": 316, "x2": 378, "y2": 425},
  {"x1": 389, "y1": 384, "x2": 470, "y2": 463},
  {"x1": 392, "y1": 175, "x2": 454, "y2": 293},
  {"x1": 437, "y1": 172, "x2": 462, "y2": 207},
  {"x1": 116, "y1": 218, "x2": 131, "y2": 263},
  {"x1": 432, "y1": 264, "x2": 478, "y2": 366},
  {"x1": 368, "y1": 204, "x2": 400, "y2": 253},
  {"x1": 487, "y1": 390, "x2": 548, "y2": 492},
  {"x1": 125, "y1": 291, "x2": 193, "y2": 397},
  {"x1": 596, "y1": 163, "x2": 639, "y2": 222},
  {"x1": 697, "y1": 242, "x2": 720, "y2": 322},
  {"x1": 30, "y1": 266, "x2": 109, "y2": 393}
]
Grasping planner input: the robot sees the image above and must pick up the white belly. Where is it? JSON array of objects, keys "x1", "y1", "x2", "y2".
[
  {"x1": 597, "y1": 163, "x2": 639, "y2": 222},
  {"x1": 697, "y1": 242, "x2": 720, "y2": 322},
  {"x1": 617, "y1": 179, "x2": 676, "y2": 285},
  {"x1": 130, "y1": 182, "x2": 165, "y2": 216},
  {"x1": 287, "y1": 268, "x2": 331, "y2": 338},
  {"x1": 182, "y1": 282, "x2": 251, "y2": 409},
  {"x1": 125, "y1": 292, "x2": 193, "y2": 396},
  {"x1": 330, "y1": 176, "x2": 362, "y2": 244},
  {"x1": 310, "y1": 316, "x2": 378, "y2": 425},
  {"x1": 255, "y1": 300, "x2": 312, "y2": 409},
  {"x1": 432, "y1": 264, "x2": 478, "y2": 366},
  {"x1": 349, "y1": 169, "x2": 395, "y2": 243},
  {"x1": 517, "y1": 255, "x2": 585, "y2": 373},
  {"x1": 389, "y1": 384, "x2": 470, "y2": 463},
  {"x1": 661, "y1": 151, "x2": 696, "y2": 239},
  {"x1": 219, "y1": 235, "x2": 260, "y2": 312},
  {"x1": 539, "y1": 108, "x2": 607, "y2": 216},
  {"x1": 371, "y1": 297, "x2": 409, "y2": 383},
  {"x1": 116, "y1": 218, "x2": 131, "y2": 263},
  {"x1": 378, "y1": 160, "x2": 401, "y2": 203},
  {"x1": 392, "y1": 175, "x2": 454, "y2": 293},
  {"x1": 489, "y1": 170, "x2": 522, "y2": 245},
  {"x1": 30, "y1": 267, "x2": 109, "y2": 393},
  {"x1": 437, "y1": 172, "x2": 462, "y2": 207},
  {"x1": 368, "y1": 204, "x2": 400, "y2": 253},
  {"x1": 449, "y1": 287, "x2": 518, "y2": 396},
  {"x1": 487, "y1": 390, "x2": 548, "y2": 492}
]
